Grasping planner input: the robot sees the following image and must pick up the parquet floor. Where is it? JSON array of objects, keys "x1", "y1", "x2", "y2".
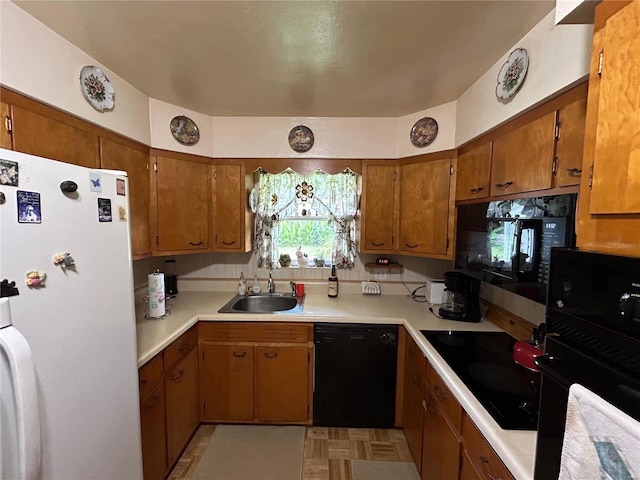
[{"x1": 168, "y1": 425, "x2": 415, "y2": 480}]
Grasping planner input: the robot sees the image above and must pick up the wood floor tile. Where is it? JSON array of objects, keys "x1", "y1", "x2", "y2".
[
  {"x1": 306, "y1": 438, "x2": 329, "y2": 459},
  {"x1": 328, "y1": 427, "x2": 350, "y2": 440},
  {"x1": 327, "y1": 440, "x2": 351, "y2": 459},
  {"x1": 347, "y1": 428, "x2": 373, "y2": 441},
  {"x1": 369, "y1": 441, "x2": 400, "y2": 461},
  {"x1": 308, "y1": 427, "x2": 329, "y2": 439},
  {"x1": 302, "y1": 458, "x2": 329, "y2": 480},
  {"x1": 328, "y1": 459, "x2": 353, "y2": 480},
  {"x1": 394, "y1": 438, "x2": 415, "y2": 462},
  {"x1": 349, "y1": 440, "x2": 370, "y2": 459},
  {"x1": 371, "y1": 428, "x2": 393, "y2": 441}
]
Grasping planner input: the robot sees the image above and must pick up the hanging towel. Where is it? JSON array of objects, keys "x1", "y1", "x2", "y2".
[{"x1": 558, "y1": 384, "x2": 640, "y2": 480}]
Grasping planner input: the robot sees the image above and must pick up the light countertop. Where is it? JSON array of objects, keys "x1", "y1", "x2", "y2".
[{"x1": 135, "y1": 290, "x2": 537, "y2": 480}]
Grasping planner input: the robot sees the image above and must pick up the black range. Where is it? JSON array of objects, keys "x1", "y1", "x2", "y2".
[{"x1": 421, "y1": 330, "x2": 539, "y2": 430}]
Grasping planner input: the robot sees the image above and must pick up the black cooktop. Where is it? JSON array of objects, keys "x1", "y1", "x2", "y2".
[{"x1": 421, "y1": 330, "x2": 539, "y2": 431}]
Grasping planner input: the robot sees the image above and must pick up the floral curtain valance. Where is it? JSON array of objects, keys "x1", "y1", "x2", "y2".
[{"x1": 253, "y1": 168, "x2": 359, "y2": 270}]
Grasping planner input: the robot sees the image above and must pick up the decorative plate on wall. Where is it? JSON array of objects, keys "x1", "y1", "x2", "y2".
[
  {"x1": 410, "y1": 117, "x2": 438, "y2": 148},
  {"x1": 496, "y1": 48, "x2": 529, "y2": 102},
  {"x1": 79, "y1": 65, "x2": 115, "y2": 112},
  {"x1": 170, "y1": 115, "x2": 200, "y2": 146},
  {"x1": 288, "y1": 125, "x2": 314, "y2": 153}
]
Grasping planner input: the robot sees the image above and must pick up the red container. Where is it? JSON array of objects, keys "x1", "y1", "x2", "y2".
[
  {"x1": 296, "y1": 283, "x2": 305, "y2": 297},
  {"x1": 513, "y1": 340, "x2": 543, "y2": 371}
]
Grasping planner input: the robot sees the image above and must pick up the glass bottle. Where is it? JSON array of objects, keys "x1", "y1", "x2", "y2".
[{"x1": 328, "y1": 265, "x2": 339, "y2": 298}]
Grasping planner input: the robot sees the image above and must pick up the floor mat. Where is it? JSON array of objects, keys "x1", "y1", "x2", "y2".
[
  {"x1": 192, "y1": 424, "x2": 305, "y2": 480},
  {"x1": 351, "y1": 459, "x2": 420, "y2": 480}
]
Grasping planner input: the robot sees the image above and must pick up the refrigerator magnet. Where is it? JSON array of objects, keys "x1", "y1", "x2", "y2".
[
  {"x1": 26, "y1": 270, "x2": 46, "y2": 287},
  {"x1": 117, "y1": 205, "x2": 127, "y2": 222},
  {"x1": 17, "y1": 190, "x2": 42, "y2": 223},
  {"x1": 116, "y1": 178, "x2": 126, "y2": 196},
  {"x1": 89, "y1": 173, "x2": 102, "y2": 192},
  {"x1": 53, "y1": 252, "x2": 75, "y2": 270},
  {"x1": 98, "y1": 198, "x2": 112, "y2": 222},
  {"x1": 0, "y1": 158, "x2": 19, "y2": 186}
]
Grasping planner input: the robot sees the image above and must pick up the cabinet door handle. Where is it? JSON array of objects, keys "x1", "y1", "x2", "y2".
[
  {"x1": 178, "y1": 342, "x2": 191, "y2": 352},
  {"x1": 480, "y1": 456, "x2": 502, "y2": 480},
  {"x1": 371, "y1": 241, "x2": 384, "y2": 247},
  {"x1": 434, "y1": 384, "x2": 447, "y2": 401},
  {"x1": 221, "y1": 240, "x2": 236, "y2": 246},
  {"x1": 232, "y1": 351, "x2": 247, "y2": 358},
  {"x1": 405, "y1": 243, "x2": 419, "y2": 248},
  {"x1": 470, "y1": 187, "x2": 484, "y2": 194},
  {"x1": 142, "y1": 395, "x2": 161, "y2": 410},
  {"x1": 494, "y1": 181, "x2": 513, "y2": 189},
  {"x1": 263, "y1": 352, "x2": 278, "y2": 359},
  {"x1": 188, "y1": 241, "x2": 203, "y2": 246},
  {"x1": 171, "y1": 369, "x2": 184, "y2": 382},
  {"x1": 566, "y1": 168, "x2": 582, "y2": 176}
]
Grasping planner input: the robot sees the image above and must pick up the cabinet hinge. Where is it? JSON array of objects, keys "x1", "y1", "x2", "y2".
[
  {"x1": 214, "y1": 170, "x2": 217, "y2": 180},
  {"x1": 153, "y1": 163, "x2": 158, "y2": 173},
  {"x1": 588, "y1": 163, "x2": 594, "y2": 189},
  {"x1": 552, "y1": 157, "x2": 558, "y2": 175},
  {"x1": 449, "y1": 164, "x2": 454, "y2": 175},
  {"x1": 4, "y1": 116, "x2": 12, "y2": 134},
  {"x1": 598, "y1": 50, "x2": 604, "y2": 77},
  {"x1": 554, "y1": 123, "x2": 560, "y2": 140}
]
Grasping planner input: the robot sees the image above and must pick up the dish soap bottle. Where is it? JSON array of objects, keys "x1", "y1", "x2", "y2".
[
  {"x1": 328, "y1": 265, "x2": 338, "y2": 298},
  {"x1": 238, "y1": 272, "x2": 246, "y2": 295},
  {"x1": 252, "y1": 275, "x2": 261, "y2": 294}
]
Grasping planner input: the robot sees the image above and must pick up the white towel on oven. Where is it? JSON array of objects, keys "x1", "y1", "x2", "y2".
[{"x1": 558, "y1": 383, "x2": 640, "y2": 480}]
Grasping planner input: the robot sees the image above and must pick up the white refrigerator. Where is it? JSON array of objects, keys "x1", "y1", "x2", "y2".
[{"x1": 0, "y1": 148, "x2": 143, "y2": 480}]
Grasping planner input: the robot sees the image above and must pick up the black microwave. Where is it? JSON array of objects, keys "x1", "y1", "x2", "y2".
[{"x1": 455, "y1": 194, "x2": 577, "y2": 304}]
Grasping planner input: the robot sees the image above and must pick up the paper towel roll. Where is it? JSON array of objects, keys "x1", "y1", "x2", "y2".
[{"x1": 148, "y1": 272, "x2": 165, "y2": 318}]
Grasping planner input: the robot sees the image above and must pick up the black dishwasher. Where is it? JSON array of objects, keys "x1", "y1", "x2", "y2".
[{"x1": 313, "y1": 323, "x2": 398, "y2": 427}]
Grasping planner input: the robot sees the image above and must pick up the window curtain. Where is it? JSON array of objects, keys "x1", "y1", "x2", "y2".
[{"x1": 253, "y1": 168, "x2": 359, "y2": 269}]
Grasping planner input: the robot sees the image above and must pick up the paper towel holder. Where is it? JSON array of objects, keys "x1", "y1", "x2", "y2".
[{"x1": 143, "y1": 295, "x2": 172, "y2": 320}]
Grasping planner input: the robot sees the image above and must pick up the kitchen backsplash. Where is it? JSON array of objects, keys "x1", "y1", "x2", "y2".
[{"x1": 133, "y1": 252, "x2": 451, "y2": 291}]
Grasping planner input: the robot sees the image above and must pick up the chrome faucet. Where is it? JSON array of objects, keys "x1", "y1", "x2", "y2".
[
  {"x1": 267, "y1": 273, "x2": 275, "y2": 293},
  {"x1": 290, "y1": 281, "x2": 297, "y2": 296}
]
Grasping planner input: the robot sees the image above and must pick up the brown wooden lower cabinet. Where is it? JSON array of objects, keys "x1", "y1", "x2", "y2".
[
  {"x1": 200, "y1": 344, "x2": 254, "y2": 421},
  {"x1": 199, "y1": 322, "x2": 313, "y2": 424},
  {"x1": 421, "y1": 388, "x2": 462, "y2": 480},
  {"x1": 460, "y1": 450, "x2": 484, "y2": 480},
  {"x1": 401, "y1": 328, "x2": 427, "y2": 470},
  {"x1": 139, "y1": 381, "x2": 167, "y2": 480},
  {"x1": 462, "y1": 413, "x2": 515, "y2": 480},
  {"x1": 165, "y1": 346, "x2": 200, "y2": 466}
]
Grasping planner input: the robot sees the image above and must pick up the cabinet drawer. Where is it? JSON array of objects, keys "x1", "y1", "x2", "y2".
[
  {"x1": 254, "y1": 323, "x2": 311, "y2": 343},
  {"x1": 139, "y1": 354, "x2": 164, "y2": 398},
  {"x1": 200, "y1": 322, "x2": 311, "y2": 343},
  {"x1": 462, "y1": 414, "x2": 515, "y2": 480},
  {"x1": 200, "y1": 322, "x2": 255, "y2": 342},
  {"x1": 163, "y1": 326, "x2": 198, "y2": 369},
  {"x1": 425, "y1": 361, "x2": 462, "y2": 432}
]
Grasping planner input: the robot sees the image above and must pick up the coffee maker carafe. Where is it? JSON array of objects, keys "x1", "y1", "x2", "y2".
[{"x1": 439, "y1": 271, "x2": 481, "y2": 322}]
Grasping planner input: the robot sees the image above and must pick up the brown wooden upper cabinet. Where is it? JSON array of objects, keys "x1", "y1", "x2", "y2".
[
  {"x1": 575, "y1": 0, "x2": 640, "y2": 257},
  {"x1": 589, "y1": 0, "x2": 640, "y2": 215},
  {"x1": 554, "y1": 97, "x2": 588, "y2": 188},
  {"x1": 398, "y1": 156, "x2": 454, "y2": 258},
  {"x1": 359, "y1": 160, "x2": 398, "y2": 253},
  {"x1": 10, "y1": 105, "x2": 100, "y2": 169},
  {"x1": 456, "y1": 142, "x2": 492, "y2": 201},
  {"x1": 153, "y1": 152, "x2": 210, "y2": 253},
  {"x1": 100, "y1": 138, "x2": 151, "y2": 258},
  {"x1": 491, "y1": 112, "x2": 556, "y2": 197},
  {"x1": 1, "y1": 102, "x2": 12, "y2": 149},
  {"x1": 212, "y1": 162, "x2": 253, "y2": 252}
]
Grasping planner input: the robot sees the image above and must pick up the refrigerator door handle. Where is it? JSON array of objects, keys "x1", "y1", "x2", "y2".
[{"x1": 1, "y1": 325, "x2": 41, "y2": 480}]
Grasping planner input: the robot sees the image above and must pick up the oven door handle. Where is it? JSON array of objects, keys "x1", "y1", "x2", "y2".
[{"x1": 534, "y1": 354, "x2": 571, "y2": 386}]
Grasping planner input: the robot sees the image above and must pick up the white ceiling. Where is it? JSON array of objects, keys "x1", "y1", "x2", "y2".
[{"x1": 14, "y1": 1, "x2": 555, "y2": 118}]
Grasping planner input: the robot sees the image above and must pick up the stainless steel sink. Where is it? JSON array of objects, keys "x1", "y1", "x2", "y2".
[{"x1": 218, "y1": 293, "x2": 304, "y2": 314}]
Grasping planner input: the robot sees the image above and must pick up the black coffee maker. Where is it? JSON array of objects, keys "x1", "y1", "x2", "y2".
[{"x1": 438, "y1": 271, "x2": 481, "y2": 322}]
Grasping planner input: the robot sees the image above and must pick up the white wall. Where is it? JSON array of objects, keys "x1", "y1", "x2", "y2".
[
  {"x1": 455, "y1": 11, "x2": 593, "y2": 145},
  {"x1": 0, "y1": 1, "x2": 151, "y2": 145}
]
